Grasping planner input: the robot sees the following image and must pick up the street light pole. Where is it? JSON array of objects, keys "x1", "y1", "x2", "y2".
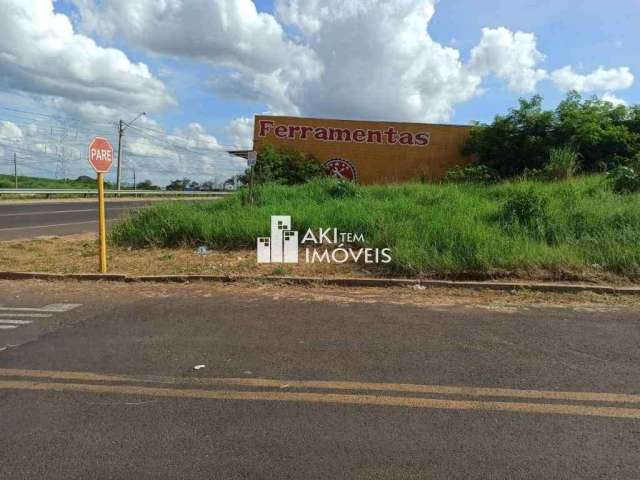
[
  {"x1": 116, "y1": 120, "x2": 124, "y2": 192},
  {"x1": 115, "y1": 112, "x2": 146, "y2": 192}
]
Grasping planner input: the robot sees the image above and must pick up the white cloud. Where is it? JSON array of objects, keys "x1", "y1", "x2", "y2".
[
  {"x1": 0, "y1": 109, "x2": 246, "y2": 186},
  {"x1": 601, "y1": 93, "x2": 628, "y2": 107},
  {"x1": 469, "y1": 27, "x2": 547, "y2": 93},
  {"x1": 227, "y1": 117, "x2": 255, "y2": 149},
  {"x1": 123, "y1": 122, "x2": 247, "y2": 186},
  {"x1": 72, "y1": 0, "x2": 485, "y2": 122},
  {"x1": 73, "y1": 0, "x2": 598, "y2": 123},
  {"x1": 3, "y1": 0, "x2": 634, "y2": 181},
  {"x1": 0, "y1": 121, "x2": 23, "y2": 144},
  {"x1": 75, "y1": 0, "x2": 316, "y2": 74},
  {"x1": 73, "y1": 0, "x2": 323, "y2": 116},
  {"x1": 170, "y1": 123, "x2": 224, "y2": 152},
  {"x1": 0, "y1": 0, "x2": 173, "y2": 117},
  {"x1": 275, "y1": 0, "x2": 380, "y2": 36},
  {"x1": 551, "y1": 66, "x2": 634, "y2": 93},
  {"x1": 272, "y1": 0, "x2": 483, "y2": 122}
]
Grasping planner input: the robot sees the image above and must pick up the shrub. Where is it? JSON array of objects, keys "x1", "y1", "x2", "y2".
[
  {"x1": 242, "y1": 145, "x2": 323, "y2": 185},
  {"x1": 545, "y1": 147, "x2": 579, "y2": 180},
  {"x1": 519, "y1": 168, "x2": 545, "y2": 181},
  {"x1": 554, "y1": 92, "x2": 639, "y2": 172},
  {"x1": 607, "y1": 166, "x2": 640, "y2": 194},
  {"x1": 445, "y1": 164, "x2": 495, "y2": 184},
  {"x1": 463, "y1": 92, "x2": 640, "y2": 179},
  {"x1": 326, "y1": 180, "x2": 359, "y2": 198},
  {"x1": 499, "y1": 189, "x2": 550, "y2": 240},
  {"x1": 462, "y1": 95, "x2": 555, "y2": 177}
]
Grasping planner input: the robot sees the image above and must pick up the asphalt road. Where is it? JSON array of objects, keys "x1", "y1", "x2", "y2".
[
  {"x1": 1, "y1": 280, "x2": 639, "y2": 479},
  {"x1": 0, "y1": 199, "x2": 158, "y2": 241}
]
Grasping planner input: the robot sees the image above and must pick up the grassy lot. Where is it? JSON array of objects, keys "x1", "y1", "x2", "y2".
[
  {"x1": 0, "y1": 174, "x2": 101, "y2": 189},
  {"x1": 111, "y1": 176, "x2": 640, "y2": 281}
]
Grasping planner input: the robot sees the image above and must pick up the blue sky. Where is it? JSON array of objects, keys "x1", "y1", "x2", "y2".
[
  {"x1": 428, "y1": 0, "x2": 640, "y2": 122},
  {"x1": 53, "y1": 0, "x2": 640, "y2": 133},
  {"x1": 1, "y1": 0, "x2": 638, "y2": 184}
]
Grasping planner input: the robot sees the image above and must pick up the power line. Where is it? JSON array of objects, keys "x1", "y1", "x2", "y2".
[
  {"x1": 0, "y1": 118, "x2": 115, "y2": 139},
  {"x1": 127, "y1": 123, "x2": 241, "y2": 150},
  {"x1": 1, "y1": 107, "x2": 247, "y2": 182},
  {"x1": 0, "y1": 106, "x2": 64, "y2": 120},
  {"x1": 0, "y1": 106, "x2": 116, "y2": 129},
  {"x1": 2, "y1": 107, "x2": 245, "y2": 153}
]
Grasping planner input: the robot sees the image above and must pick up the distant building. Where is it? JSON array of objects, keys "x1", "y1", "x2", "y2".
[{"x1": 223, "y1": 178, "x2": 237, "y2": 191}]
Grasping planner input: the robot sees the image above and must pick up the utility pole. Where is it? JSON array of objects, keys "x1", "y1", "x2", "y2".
[
  {"x1": 116, "y1": 119, "x2": 124, "y2": 192},
  {"x1": 133, "y1": 168, "x2": 136, "y2": 192},
  {"x1": 13, "y1": 153, "x2": 17, "y2": 189},
  {"x1": 115, "y1": 112, "x2": 146, "y2": 193}
]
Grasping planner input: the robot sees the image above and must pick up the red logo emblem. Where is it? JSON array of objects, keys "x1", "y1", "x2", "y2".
[{"x1": 323, "y1": 158, "x2": 358, "y2": 182}]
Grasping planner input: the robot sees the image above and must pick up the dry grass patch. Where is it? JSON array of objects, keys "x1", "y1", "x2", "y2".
[
  {"x1": 0, "y1": 234, "x2": 638, "y2": 286},
  {"x1": 0, "y1": 234, "x2": 370, "y2": 277}
]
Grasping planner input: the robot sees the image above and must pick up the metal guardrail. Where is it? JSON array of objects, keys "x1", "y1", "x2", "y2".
[{"x1": 0, "y1": 189, "x2": 233, "y2": 196}]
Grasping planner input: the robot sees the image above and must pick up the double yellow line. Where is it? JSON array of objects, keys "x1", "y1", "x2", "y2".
[{"x1": 1, "y1": 368, "x2": 639, "y2": 419}]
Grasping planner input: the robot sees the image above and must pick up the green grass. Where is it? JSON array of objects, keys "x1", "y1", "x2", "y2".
[
  {"x1": 0, "y1": 174, "x2": 103, "y2": 189},
  {"x1": 111, "y1": 176, "x2": 640, "y2": 279}
]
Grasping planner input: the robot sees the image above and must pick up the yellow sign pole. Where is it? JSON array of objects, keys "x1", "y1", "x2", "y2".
[{"x1": 97, "y1": 172, "x2": 107, "y2": 273}]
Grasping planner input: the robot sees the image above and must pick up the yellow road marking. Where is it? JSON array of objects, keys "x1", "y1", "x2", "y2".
[
  {"x1": 1, "y1": 380, "x2": 640, "y2": 419},
  {"x1": 1, "y1": 368, "x2": 639, "y2": 404}
]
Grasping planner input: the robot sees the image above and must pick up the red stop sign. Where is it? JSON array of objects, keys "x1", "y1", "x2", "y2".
[{"x1": 88, "y1": 137, "x2": 114, "y2": 173}]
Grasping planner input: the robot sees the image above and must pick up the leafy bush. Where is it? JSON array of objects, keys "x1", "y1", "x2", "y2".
[
  {"x1": 554, "y1": 92, "x2": 638, "y2": 172},
  {"x1": 463, "y1": 93, "x2": 640, "y2": 179},
  {"x1": 607, "y1": 166, "x2": 640, "y2": 194},
  {"x1": 242, "y1": 145, "x2": 323, "y2": 185},
  {"x1": 136, "y1": 179, "x2": 160, "y2": 190},
  {"x1": 326, "y1": 180, "x2": 359, "y2": 198},
  {"x1": 499, "y1": 189, "x2": 550, "y2": 240},
  {"x1": 166, "y1": 178, "x2": 199, "y2": 191},
  {"x1": 545, "y1": 147, "x2": 579, "y2": 180},
  {"x1": 445, "y1": 164, "x2": 495, "y2": 184},
  {"x1": 463, "y1": 96, "x2": 555, "y2": 177},
  {"x1": 519, "y1": 168, "x2": 545, "y2": 181}
]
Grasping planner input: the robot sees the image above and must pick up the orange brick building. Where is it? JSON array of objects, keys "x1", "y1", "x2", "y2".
[{"x1": 252, "y1": 115, "x2": 473, "y2": 184}]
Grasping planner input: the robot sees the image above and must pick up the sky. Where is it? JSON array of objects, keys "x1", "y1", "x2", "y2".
[{"x1": 0, "y1": 0, "x2": 638, "y2": 186}]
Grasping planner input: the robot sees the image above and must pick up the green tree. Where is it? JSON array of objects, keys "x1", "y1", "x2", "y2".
[
  {"x1": 200, "y1": 181, "x2": 215, "y2": 191},
  {"x1": 627, "y1": 105, "x2": 640, "y2": 136},
  {"x1": 242, "y1": 146, "x2": 323, "y2": 185},
  {"x1": 135, "y1": 179, "x2": 160, "y2": 190},
  {"x1": 462, "y1": 95, "x2": 555, "y2": 177},
  {"x1": 554, "y1": 92, "x2": 639, "y2": 171},
  {"x1": 462, "y1": 93, "x2": 640, "y2": 179},
  {"x1": 166, "y1": 178, "x2": 191, "y2": 191}
]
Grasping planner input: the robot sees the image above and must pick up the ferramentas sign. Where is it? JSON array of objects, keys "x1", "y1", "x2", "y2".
[
  {"x1": 252, "y1": 115, "x2": 473, "y2": 184},
  {"x1": 257, "y1": 119, "x2": 431, "y2": 147}
]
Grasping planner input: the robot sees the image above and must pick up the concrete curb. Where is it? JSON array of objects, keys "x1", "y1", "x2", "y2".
[{"x1": 0, "y1": 271, "x2": 638, "y2": 295}]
